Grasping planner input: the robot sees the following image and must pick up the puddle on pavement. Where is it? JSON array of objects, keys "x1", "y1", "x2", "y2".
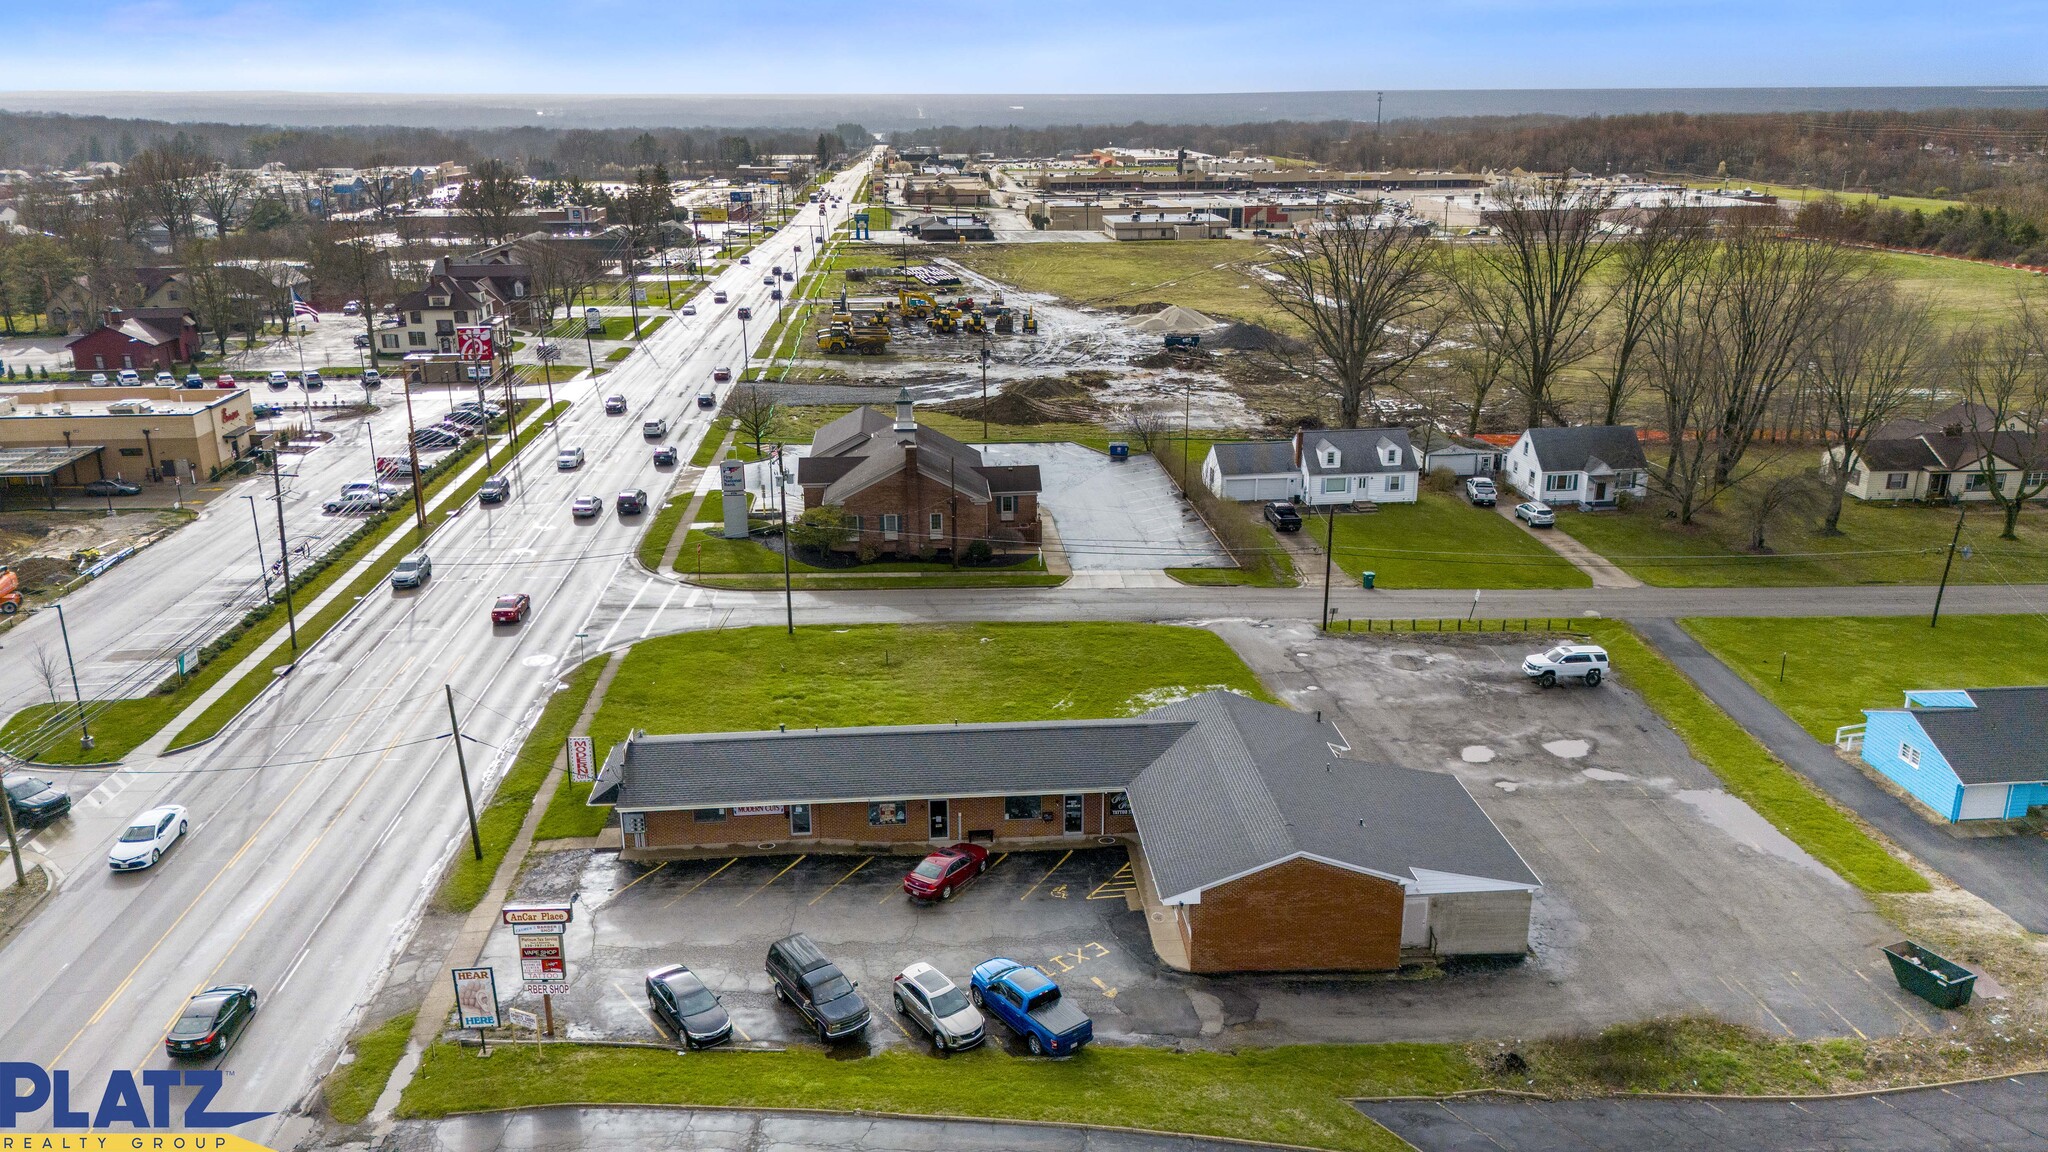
[
  {"x1": 1390, "y1": 653, "x2": 1432, "y2": 671},
  {"x1": 1461, "y1": 746, "x2": 1496, "y2": 763},
  {"x1": 1494, "y1": 781, "x2": 1520, "y2": 792},
  {"x1": 1581, "y1": 768, "x2": 1632, "y2": 782},
  {"x1": 1678, "y1": 789, "x2": 1844, "y2": 884},
  {"x1": 1542, "y1": 739, "x2": 1591, "y2": 759}
]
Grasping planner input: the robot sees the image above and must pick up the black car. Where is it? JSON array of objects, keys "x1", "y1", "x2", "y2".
[
  {"x1": 1263, "y1": 502, "x2": 1303, "y2": 532},
  {"x1": 604, "y1": 394, "x2": 628, "y2": 415},
  {"x1": 83, "y1": 479, "x2": 142, "y2": 497},
  {"x1": 617, "y1": 489, "x2": 648, "y2": 515},
  {"x1": 646, "y1": 964, "x2": 732, "y2": 1049},
  {"x1": 479, "y1": 477, "x2": 512, "y2": 504},
  {"x1": 766, "y1": 933, "x2": 869, "y2": 1042},
  {"x1": 652, "y1": 445, "x2": 679, "y2": 466},
  {"x1": 3, "y1": 773, "x2": 70, "y2": 831},
  {"x1": 164, "y1": 985, "x2": 258, "y2": 1058}
]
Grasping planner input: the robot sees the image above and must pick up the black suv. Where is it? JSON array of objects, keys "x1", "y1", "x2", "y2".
[
  {"x1": 617, "y1": 489, "x2": 648, "y2": 515},
  {"x1": 766, "y1": 933, "x2": 869, "y2": 1042},
  {"x1": 1263, "y1": 501, "x2": 1303, "y2": 532},
  {"x1": 3, "y1": 773, "x2": 70, "y2": 831},
  {"x1": 479, "y1": 477, "x2": 512, "y2": 504},
  {"x1": 604, "y1": 394, "x2": 628, "y2": 415}
]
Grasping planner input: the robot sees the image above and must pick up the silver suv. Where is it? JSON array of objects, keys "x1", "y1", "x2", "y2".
[
  {"x1": 891, "y1": 961, "x2": 984, "y2": 1051},
  {"x1": 1523, "y1": 644, "x2": 1609, "y2": 688},
  {"x1": 390, "y1": 552, "x2": 431, "y2": 589}
]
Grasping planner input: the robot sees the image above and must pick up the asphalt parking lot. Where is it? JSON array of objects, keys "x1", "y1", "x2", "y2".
[{"x1": 980, "y1": 443, "x2": 1229, "y2": 572}]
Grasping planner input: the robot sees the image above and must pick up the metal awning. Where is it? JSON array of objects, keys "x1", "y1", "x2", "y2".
[{"x1": 0, "y1": 444, "x2": 102, "y2": 478}]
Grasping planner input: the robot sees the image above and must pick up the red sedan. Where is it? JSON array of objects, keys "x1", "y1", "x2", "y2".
[
  {"x1": 903, "y1": 843, "x2": 989, "y2": 903},
  {"x1": 490, "y1": 593, "x2": 531, "y2": 625}
]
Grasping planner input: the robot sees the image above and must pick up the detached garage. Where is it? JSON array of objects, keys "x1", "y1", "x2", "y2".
[{"x1": 1202, "y1": 441, "x2": 1301, "y2": 502}]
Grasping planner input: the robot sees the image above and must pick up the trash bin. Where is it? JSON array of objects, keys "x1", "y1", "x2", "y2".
[
  {"x1": 1361, "y1": 571, "x2": 1376, "y2": 590},
  {"x1": 1883, "y1": 940, "x2": 1976, "y2": 1009},
  {"x1": 1108, "y1": 441, "x2": 1130, "y2": 461}
]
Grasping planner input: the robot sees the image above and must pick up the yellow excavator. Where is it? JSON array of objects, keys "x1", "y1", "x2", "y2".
[
  {"x1": 1022, "y1": 307, "x2": 1038, "y2": 334},
  {"x1": 895, "y1": 289, "x2": 935, "y2": 321}
]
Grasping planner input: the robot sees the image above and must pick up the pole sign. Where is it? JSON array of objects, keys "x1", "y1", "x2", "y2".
[
  {"x1": 502, "y1": 902, "x2": 574, "y2": 925},
  {"x1": 452, "y1": 967, "x2": 500, "y2": 1029},
  {"x1": 456, "y1": 325, "x2": 495, "y2": 360},
  {"x1": 518, "y1": 931, "x2": 565, "y2": 985},
  {"x1": 508, "y1": 1007, "x2": 539, "y2": 1032},
  {"x1": 720, "y1": 459, "x2": 749, "y2": 540},
  {"x1": 535, "y1": 341, "x2": 561, "y2": 363},
  {"x1": 729, "y1": 190, "x2": 754, "y2": 202},
  {"x1": 567, "y1": 736, "x2": 595, "y2": 783}
]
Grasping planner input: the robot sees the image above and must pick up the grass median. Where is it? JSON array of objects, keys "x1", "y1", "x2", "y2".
[
  {"x1": 322, "y1": 1010, "x2": 416, "y2": 1126},
  {"x1": 1583, "y1": 620, "x2": 1929, "y2": 895}
]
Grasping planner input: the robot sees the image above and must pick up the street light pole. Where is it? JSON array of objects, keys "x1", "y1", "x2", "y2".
[
  {"x1": 270, "y1": 450, "x2": 300, "y2": 652},
  {"x1": 398, "y1": 379, "x2": 427, "y2": 535},
  {"x1": 242, "y1": 494, "x2": 271, "y2": 598},
  {"x1": 54, "y1": 603, "x2": 90, "y2": 749}
]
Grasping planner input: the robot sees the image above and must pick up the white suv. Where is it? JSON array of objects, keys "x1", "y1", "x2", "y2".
[{"x1": 1522, "y1": 644, "x2": 1609, "y2": 688}]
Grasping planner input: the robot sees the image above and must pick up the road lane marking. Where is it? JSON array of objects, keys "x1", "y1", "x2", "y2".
[
  {"x1": 596, "y1": 578, "x2": 654, "y2": 650},
  {"x1": 734, "y1": 855, "x2": 806, "y2": 906},
  {"x1": 808, "y1": 857, "x2": 871, "y2": 905},
  {"x1": 660, "y1": 857, "x2": 738, "y2": 909},
  {"x1": 1018, "y1": 850, "x2": 1073, "y2": 902},
  {"x1": 639, "y1": 584, "x2": 678, "y2": 639}
]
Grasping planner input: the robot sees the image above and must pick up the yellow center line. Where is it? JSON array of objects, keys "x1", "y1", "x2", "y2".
[
  {"x1": 734, "y1": 855, "x2": 805, "y2": 906},
  {"x1": 607, "y1": 860, "x2": 668, "y2": 903},
  {"x1": 660, "y1": 857, "x2": 738, "y2": 909},
  {"x1": 808, "y1": 857, "x2": 872, "y2": 906},
  {"x1": 1018, "y1": 849, "x2": 1072, "y2": 901}
]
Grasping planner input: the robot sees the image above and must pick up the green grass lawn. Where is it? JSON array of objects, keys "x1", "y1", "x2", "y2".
[
  {"x1": 673, "y1": 528, "x2": 1056, "y2": 589},
  {"x1": 1684, "y1": 180, "x2": 1966, "y2": 218},
  {"x1": 944, "y1": 241, "x2": 1279, "y2": 325},
  {"x1": 322, "y1": 1011, "x2": 415, "y2": 1126},
  {"x1": 587, "y1": 623, "x2": 1269, "y2": 760},
  {"x1": 1680, "y1": 614, "x2": 2048, "y2": 742},
  {"x1": 603, "y1": 347, "x2": 632, "y2": 363},
  {"x1": 1553, "y1": 494, "x2": 2048, "y2": 588},
  {"x1": 1583, "y1": 621, "x2": 1928, "y2": 895},
  {"x1": 1317, "y1": 494, "x2": 1592, "y2": 589}
]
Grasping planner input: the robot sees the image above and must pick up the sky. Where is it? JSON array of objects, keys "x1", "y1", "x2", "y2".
[{"x1": 10, "y1": 0, "x2": 2047, "y2": 94}]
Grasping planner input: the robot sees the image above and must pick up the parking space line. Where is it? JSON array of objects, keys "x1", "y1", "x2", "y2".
[
  {"x1": 734, "y1": 855, "x2": 806, "y2": 906},
  {"x1": 612, "y1": 980, "x2": 662, "y2": 1032},
  {"x1": 867, "y1": 991, "x2": 912, "y2": 1040},
  {"x1": 1018, "y1": 850, "x2": 1073, "y2": 901},
  {"x1": 660, "y1": 857, "x2": 738, "y2": 909},
  {"x1": 984, "y1": 852, "x2": 1009, "y2": 872},
  {"x1": 808, "y1": 857, "x2": 872, "y2": 905},
  {"x1": 1087, "y1": 863, "x2": 1137, "y2": 901},
  {"x1": 606, "y1": 861, "x2": 668, "y2": 905},
  {"x1": 732, "y1": 1022, "x2": 752, "y2": 1043}
]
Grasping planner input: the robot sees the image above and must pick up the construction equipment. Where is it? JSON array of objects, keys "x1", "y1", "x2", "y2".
[
  {"x1": 0, "y1": 566, "x2": 20, "y2": 615},
  {"x1": 927, "y1": 306, "x2": 961, "y2": 334},
  {"x1": 895, "y1": 289, "x2": 936, "y2": 321},
  {"x1": 817, "y1": 310, "x2": 892, "y2": 355},
  {"x1": 1022, "y1": 308, "x2": 1039, "y2": 334},
  {"x1": 963, "y1": 310, "x2": 987, "y2": 335},
  {"x1": 1164, "y1": 333, "x2": 1202, "y2": 349},
  {"x1": 993, "y1": 311, "x2": 1014, "y2": 335}
]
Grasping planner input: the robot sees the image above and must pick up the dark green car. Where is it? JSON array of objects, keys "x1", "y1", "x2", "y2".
[
  {"x1": 164, "y1": 985, "x2": 259, "y2": 1058},
  {"x1": 3, "y1": 773, "x2": 70, "y2": 831}
]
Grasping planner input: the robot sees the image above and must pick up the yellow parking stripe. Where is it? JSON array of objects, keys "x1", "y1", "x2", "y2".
[
  {"x1": 808, "y1": 857, "x2": 872, "y2": 905},
  {"x1": 610, "y1": 860, "x2": 668, "y2": 902},
  {"x1": 660, "y1": 857, "x2": 738, "y2": 909},
  {"x1": 1018, "y1": 850, "x2": 1073, "y2": 901},
  {"x1": 734, "y1": 855, "x2": 806, "y2": 906}
]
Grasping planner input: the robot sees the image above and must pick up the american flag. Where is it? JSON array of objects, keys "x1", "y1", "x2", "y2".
[{"x1": 291, "y1": 289, "x2": 320, "y2": 321}]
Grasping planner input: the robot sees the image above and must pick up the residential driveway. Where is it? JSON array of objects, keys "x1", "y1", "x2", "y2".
[
  {"x1": 980, "y1": 443, "x2": 1228, "y2": 572},
  {"x1": 1636, "y1": 619, "x2": 2048, "y2": 933},
  {"x1": 1358, "y1": 1072, "x2": 2048, "y2": 1151},
  {"x1": 1209, "y1": 620, "x2": 1943, "y2": 1043}
]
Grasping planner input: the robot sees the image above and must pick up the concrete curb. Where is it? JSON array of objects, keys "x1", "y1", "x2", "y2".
[
  {"x1": 1350, "y1": 1063, "x2": 2048, "y2": 1104},
  {"x1": 0, "y1": 861, "x2": 56, "y2": 951}
]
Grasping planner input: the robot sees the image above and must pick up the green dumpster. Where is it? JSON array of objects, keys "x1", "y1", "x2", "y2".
[
  {"x1": 1883, "y1": 940, "x2": 1976, "y2": 1009},
  {"x1": 1361, "y1": 571, "x2": 1376, "y2": 590}
]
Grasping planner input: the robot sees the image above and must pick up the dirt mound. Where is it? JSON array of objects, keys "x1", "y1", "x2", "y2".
[
  {"x1": 935, "y1": 373, "x2": 1108, "y2": 425},
  {"x1": 1209, "y1": 322, "x2": 1294, "y2": 352},
  {"x1": 1131, "y1": 305, "x2": 1220, "y2": 334},
  {"x1": 10, "y1": 556, "x2": 73, "y2": 594},
  {"x1": 1133, "y1": 348, "x2": 1213, "y2": 369},
  {"x1": 1104, "y1": 302, "x2": 1172, "y2": 316}
]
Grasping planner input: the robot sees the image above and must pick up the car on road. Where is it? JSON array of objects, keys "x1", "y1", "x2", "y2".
[
  {"x1": 782, "y1": 271, "x2": 794, "y2": 282},
  {"x1": 763, "y1": 274, "x2": 776, "y2": 287},
  {"x1": 652, "y1": 444, "x2": 678, "y2": 466},
  {"x1": 681, "y1": 304, "x2": 696, "y2": 316},
  {"x1": 713, "y1": 291, "x2": 727, "y2": 304},
  {"x1": 643, "y1": 418, "x2": 668, "y2": 437},
  {"x1": 736, "y1": 306, "x2": 752, "y2": 321},
  {"x1": 712, "y1": 367, "x2": 731, "y2": 383},
  {"x1": 117, "y1": 369, "x2": 141, "y2": 385},
  {"x1": 739, "y1": 256, "x2": 750, "y2": 265},
  {"x1": 903, "y1": 842, "x2": 988, "y2": 903},
  {"x1": 389, "y1": 552, "x2": 431, "y2": 589},
  {"x1": 557, "y1": 447, "x2": 585, "y2": 470},
  {"x1": 892, "y1": 962, "x2": 985, "y2": 1051},
  {"x1": 215, "y1": 374, "x2": 236, "y2": 388},
  {"x1": 616, "y1": 489, "x2": 648, "y2": 515},
  {"x1": 645, "y1": 964, "x2": 731, "y2": 1049},
  {"x1": 342, "y1": 300, "x2": 361, "y2": 315},
  {"x1": 696, "y1": 393, "x2": 715, "y2": 409},
  {"x1": 766, "y1": 932, "x2": 869, "y2": 1043},
  {"x1": 1263, "y1": 502, "x2": 1302, "y2": 532},
  {"x1": 1466, "y1": 477, "x2": 1497, "y2": 506},
  {"x1": 770, "y1": 289, "x2": 783, "y2": 302},
  {"x1": 604, "y1": 394, "x2": 628, "y2": 415},
  {"x1": 491, "y1": 593, "x2": 531, "y2": 624},
  {"x1": 1523, "y1": 643, "x2": 1610, "y2": 688},
  {"x1": 164, "y1": 985, "x2": 258, "y2": 1058},
  {"x1": 268, "y1": 371, "x2": 290, "y2": 390},
  {"x1": 361, "y1": 368, "x2": 382, "y2": 387},
  {"x1": 3, "y1": 773, "x2": 70, "y2": 831},
  {"x1": 478, "y1": 477, "x2": 512, "y2": 504},
  {"x1": 571, "y1": 495, "x2": 602, "y2": 518},
  {"x1": 109, "y1": 805, "x2": 189, "y2": 871},
  {"x1": 303, "y1": 370, "x2": 324, "y2": 390},
  {"x1": 414, "y1": 428, "x2": 462, "y2": 450},
  {"x1": 83, "y1": 479, "x2": 141, "y2": 497},
  {"x1": 969, "y1": 958, "x2": 1091, "y2": 1056},
  {"x1": 1513, "y1": 501, "x2": 1554, "y2": 527}
]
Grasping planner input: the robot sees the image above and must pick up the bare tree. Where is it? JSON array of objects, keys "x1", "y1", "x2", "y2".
[
  {"x1": 1119, "y1": 405, "x2": 1174, "y2": 454},
  {"x1": 122, "y1": 141, "x2": 213, "y2": 250},
  {"x1": 1643, "y1": 266, "x2": 1773, "y2": 524},
  {"x1": 1740, "y1": 467, "x2": 1826, "y2": 553},
  {"x1": 195, "y1": 166, "x2": 252, "y2": 238},
  {"x1": 29, "y1": 645, "x2": 65, "y2": 705},
  {"x1": 1807, "y1": 281, "x2": 1933, "y2": 534},
  {"x1": 726, "y1": 385, "x2": 782, "y2": 456},
  {"x1": 456, "y1": 160, "x2": 527, "y2": 248},
  {"x1": 1454, "y1": 178, "x2": 1616, "y2": 428},
  {"x1": 1446, "y1": 322, "x2": 1512, "y2": 436},
  {"x1": 309, "y1": 221, "x2": 389, "y2": 366},
  {"x1": 1260, "y1": 223, "x2": 1445, "y2": 428},
  {"x1": 524, "y1": 237, "x2": 605, "y2": 327},
  {"x1": 1594, "y1": 205, "x2": 1708, "y2": 425},
  {"x1": 1952, "y1": 301, "x2": 2048, "y2": 540}
]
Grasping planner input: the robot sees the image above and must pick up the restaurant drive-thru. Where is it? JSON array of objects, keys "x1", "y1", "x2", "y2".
[{"x1": 589, "y1": 691, "x2": 1539, "y2": 974}]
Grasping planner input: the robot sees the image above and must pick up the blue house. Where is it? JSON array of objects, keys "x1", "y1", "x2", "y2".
[{"x1": 1860, "y1": 687, "x2": 2048, "y2": 822}]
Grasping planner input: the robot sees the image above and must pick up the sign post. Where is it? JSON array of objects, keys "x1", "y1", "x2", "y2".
[
  {"x1": 567, "y1": 735, "x2": 595, "y2": 783},
  {"x1": 504, "y1": 903, "x2": 574, "y2": 1038},
  {"x1": 451, "y1": 966, "x2": 500, "y2": 1056}
]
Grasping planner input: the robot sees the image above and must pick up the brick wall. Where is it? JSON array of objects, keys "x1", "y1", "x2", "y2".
[
  {"x1": 1183, "y1": 856, "x2": 1404, "y2": 973},
  {"x1": 802, "y1": 451, "x2": 1039, "y2": 556},
  {"x1": 634, "y1": 791, "x2": 1117, "y2": 853}
]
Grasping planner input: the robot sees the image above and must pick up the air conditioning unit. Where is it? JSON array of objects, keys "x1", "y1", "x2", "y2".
[{"x1": 107, "y1": 399, "x2": 155, "y2": 414}]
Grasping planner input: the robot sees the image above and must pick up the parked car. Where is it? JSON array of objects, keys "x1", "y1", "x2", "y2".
[
  {"x1": 652, "y1": 445, "x2": 678, "y2": 466},
  {"x1": 1465, "y1": 477, "x2": 1497, "y2": 507},
  {"x1": 117, "y1": 369, "x2": 141, "y2": 385},
  {"x1": 163, "y1": 985, "x2": 258, "y2": 1058},
  {"x1": 645, "y1": 964, "x2": 732, "y2": 1049},
  {"x1": 1523, "y1": 643, "x2": 1609, "y2": 689},
  {"x1": 892, "y1": 962, "x2": 985, "y2": 1051},
  {"x1": 109, "y1": 805, "x2": 189, "y2": 871},
  {"x1": 303, "y1": 370, "x2": 324, "y2": 390},
  {"x1": 454, "y1": 400, "x2": 503, "y2": 417},
  {"x1": 413, "y1": 429, "x2": 462, "y2": 450},
  {"x1": 478, "y1": 477, "x2": 512, "y2": 504},
  {"x1": 340, "y1": 481, "x2": 398, "y2": 504},
  {"x1": 903, "y1": 842, "x2": 988, "y2": 903},
  {"x1": 389, "y1": 552, "x2": 431, "y2": 589},
  {"x1": 604, "y1": 394, "x2": 628, "y2": 415},
  {"x1": 215, "y1": 374, "x2": 236, "y2": 388},
  {"x1": 1263, "y1": 502, "x2": 1302, "y2": 532},
  {"x1": 571, "y1": 496, "x2": 602, "y2": 518},
  {"x1": 1513, "y1": 501, "x2": 1555, "y2": 527},
  {"x1": 151, "y1": 371, "x2": 174, "y2": 385},
  {"x1": 182, "y1": 373, "x2": 204, "y2": 388},
  {"x1": 342, "y1": 300, "x2": 361, "y2": 315},
  {"x1": 765, "y1": 932, "x2": 869, "y2": 1042},
  {"x1": 557, "y1": 447, "x2": 585, "y2": 470},
  {"x1": 267, "y1": 371, "x2": 290, "y2": 390},
  {"x1": 491, "y1": 593, "x2": 531, "y2": 624},
  {"x1": 361, "y1": 368, "x2": 382, "y2": 387},
  {"x1": 969, "y1": 958, "x2": 1091, "y2": 1056},
  {"x1": 83, "y1": 479, "x2": 141, "y2": 497},
  {"x1": 712, "y1": 367, "x2": 732, "y2": 383},
  {"x1": 643, "y1": 418, "x2": 668, "y2": 437},
  {"x1": 89, "y1": 372, "x2": 109, "y2": 385},
  {"x1": 443, "y1": 409, "x2": 489, "y2": 428},
  {"x1": 617, "y1": 489, "x2": 648, "y2": 515},
  {"x1": 252, "y1": 402, "x2": 284, "y2": 419},
  {"x1": 3, "y1": 772, "x2": 71, "y2": 831},
  {"x1": 323, "y1": 494, "x2": 381, "y2": 515}
]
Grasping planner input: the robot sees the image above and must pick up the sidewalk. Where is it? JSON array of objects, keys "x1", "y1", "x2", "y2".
[{"x1": 1491, "y1": 501, "x2": 1642, "y2": 588}]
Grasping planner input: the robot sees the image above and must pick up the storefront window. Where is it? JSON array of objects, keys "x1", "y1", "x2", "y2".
[
  {"x1": 1107, "y1": 792, "x2": 1131, "y2": 817},
  {"x1": 868, "y1": 801, "x2": 907, "y2": 826},
  {"x1": 1003, "y1": 796, "x2": 1042, "y2": 821}
]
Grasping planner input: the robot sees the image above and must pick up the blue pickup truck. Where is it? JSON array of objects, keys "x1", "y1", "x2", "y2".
[{"x1": 969, "y1": 958, "x2": 1092, "y2": 1056}]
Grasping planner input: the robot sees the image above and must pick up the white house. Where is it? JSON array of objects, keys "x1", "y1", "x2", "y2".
[
  {"x1": 1825, "y1": 403, "x2": 2046, "y2": 503},
  {"x1": 1412, "y1": 425, "x2": 1504, "y2": 478},
  {"x1": 1504, "y1": 426, "x2": 1649, "y2": 509},
  {"x1": 1202, "y1": 441, "x2": 1302, "y2": 502},
  {"x1": 1296, "y1": 428, "x2": 1419, "y2": 507}
]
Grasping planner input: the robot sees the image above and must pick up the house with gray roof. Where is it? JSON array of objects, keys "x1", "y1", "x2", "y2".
[
  {"x1": 589, "y1": 690, "x2": 1538, "y2": 973},
  {"x1": 1295, "y1": 427, "x2": 1419, "y2": 507},
  {"x1": 1504, "y1": 426, "x2": 1649, "y2": 509},
  {"x1": 1825, "y1": 403, "x2": 2047, "y2": 503},
  {"x1": 1856, "y1": 687, "x2": 2048, "y2": 822},
  {"x1": 1200, "y1": 440, "x2": 1301, "y2": 502}
]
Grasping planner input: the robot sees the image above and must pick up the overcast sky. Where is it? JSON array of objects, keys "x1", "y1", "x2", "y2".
[{"x1": 12, "y1": 0, "x2": 2045, "y2": 93}]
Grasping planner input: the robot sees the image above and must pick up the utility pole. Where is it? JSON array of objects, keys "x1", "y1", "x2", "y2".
[
  {"x1": 776, "y1": 445, "x2": 793, "y2": 635},
  {"x1": 53, "y1": 603, "x2": 90, "y2": 749},
  {"x1": 1930, "y1": 507, "x2": 1966, "y2": 628},
  {"x1": 445, "y1": 685, "x2": 484, "y2": 861},
  {"x1": 270, "y1": 450, "x2": 300, "y2": 651},
  {"x1": 476, "y1": 377, "x2": 496, "y2": 475},
  {"x1": 243, "y1": 494, "x2": 271, "y2": 598},
  {"x1": 1320, "y1": 504, "x2": 1336, "y2": 632},
  {"x1": 396, "y1": 382, "x2": 427, "y2": 534},
  {"x1": 979, "y1": 340, "x2": 991, "y2": 442},
  {"x1": 0, "y1": 753, "x2": 23, "y2": 883}
]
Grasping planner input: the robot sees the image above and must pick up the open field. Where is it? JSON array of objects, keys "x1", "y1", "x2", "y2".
[
  {"x1": 943, "y1": 240, "x2": 1281, "y2": 324},
  {"x1": 1681, "y1": 180, "x2": 1967, "y2": 218},
  {"x1": 1680, "y1": 614, "x2": 2048, "y2": 742},
  {"x1": 672, "y1": 528, "x2": 1057, "y2": 589},
  {"x1": 1321, "y1": 493, "x2": 1592, "y2": 589}
]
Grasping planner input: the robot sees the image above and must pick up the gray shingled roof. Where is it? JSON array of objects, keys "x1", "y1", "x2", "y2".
[
  {"x1": 1209, "y1": 441, "x2": 1296, "y2": 477},
  {"x1": 1524, "y1": 426, "x2": 1649, "y2": 473},
  {"x1": 1300, "y1": 428, "x2": 1415, "y2": 476},
  {"x1": 1903, "y1": 687, "x2": 2048, "y2": 785}
]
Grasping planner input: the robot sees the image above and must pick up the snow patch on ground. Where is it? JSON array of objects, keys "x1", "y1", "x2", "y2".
[{"x1": 1120, "y1": 684, "x2": 1243, "y2": 715}]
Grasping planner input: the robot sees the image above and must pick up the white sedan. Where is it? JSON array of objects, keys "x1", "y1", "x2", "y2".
[{"x1": 109, "y1": 805, "x2": 189, "y2": 871}]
